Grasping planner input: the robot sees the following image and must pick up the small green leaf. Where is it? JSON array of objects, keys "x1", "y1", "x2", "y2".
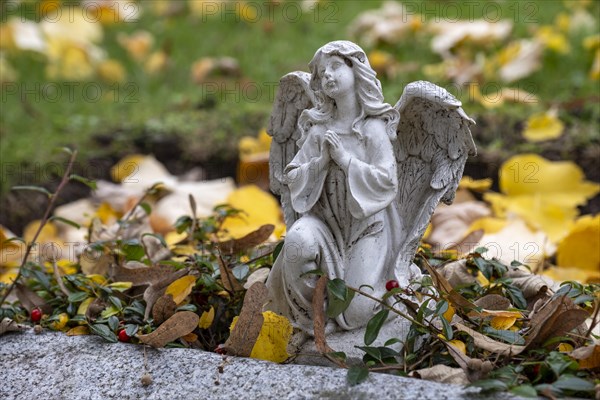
[
  {"x1": 12, "y1": 186, "x2": 52, "y2": 197},
  {"x1": 108, "y1": 316, "x2": 120, "y2": 331},
  {"x1": 327, "y1": 351, "x2": 347, "y2": 362},
  {"x1": 483, "y1": 327, "x2": 524, "y2": 345},
  {"x1": 140, "y1": 202, "x2": 152, "y2": 215},
  {"x1": 364, "y1": 309, "x2": 389, "y2": 345},
  {"x1": 553, "y1": 374, "x2": 595, "y2": 393},
  {"x1": 326, "y1": 290, "x2": 354, "y2": 318},
  {"x1": 471, "y1": 379, "x2": 508, "y2": 392},
  {"x1": 90, "y1": 324, "x2": 118, "y2": 343},
  {"x1": 474, "y1": 247, "x2": 488, "y2": 254},
  {"x1": 108, "y1": 295, "x2": 123, "y2": 309},
  {"x1": 176, "y1": 304, "x2": 197, "y2": 312},
  {"x1": 273, "y1": 240, "x2": 284, "y2": 262},
  {"x1": 384, "y1": 338, "x2": 402, "y2": 346},
  {"x1": 440, "y1": 317, "x2": 453, "y2": 340},
  {"x1": 68, "y1": 292, "x2": 88, "y2": 303},
  {"x1": 347, "y1": 366, "x2": 369, "y2": 386},
  {"x1": 327, "y1": 278, "x2": 348, "y2": 301},
  {"x1": 49, "y1": 216, "x2": 81, "y2": 229},
  {"x1": 124, "y1": 324, "x2": 139, "y2": 337},
  {"x1": 299, "y1": 269, "x2": 324, "y2": 278},
  {"x1": 510, "y1": 385, "x2": 537, "y2": 398},
  {"x1": 69, "y1": 174, "x2": 97, "y2": 190},
  {"x1": 122, "y1": 243, "x2": 145, "y2": 262}
]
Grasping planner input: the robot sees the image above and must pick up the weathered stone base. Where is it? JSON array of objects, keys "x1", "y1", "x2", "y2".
[{"x1": 0, "y1": 330, "x2": 517, "y2": 400}]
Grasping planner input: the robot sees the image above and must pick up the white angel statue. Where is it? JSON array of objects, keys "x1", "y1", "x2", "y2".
[{"x1": 266, "y1": 41, "x2": 476, "y2": 336}]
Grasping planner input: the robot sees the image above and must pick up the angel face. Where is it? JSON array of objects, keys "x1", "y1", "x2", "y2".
[{"x1": 317, "y1": 54, "x2": 355, "y2": 99}]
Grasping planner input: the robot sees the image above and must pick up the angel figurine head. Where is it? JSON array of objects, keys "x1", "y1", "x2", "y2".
[{"x1": 300, "y1": 40, "x2": 398, "y2": 141}]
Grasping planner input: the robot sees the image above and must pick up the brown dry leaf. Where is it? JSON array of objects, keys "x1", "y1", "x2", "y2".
[
  {"x1": 113, "y1": 262, "x2": 176, "y2": 286},
  {"x1": 15, "y1": 283, "x2": 51, "y2": 314},
  {"x1": 164, "y1": 275, "x2": 196, "y2": 305},
  {"x1": 152, "y1": 294, "x2": 177, "y2": 325},
  {"x1": 444, "y1": 340, "x2": 493, "y2": 382},
  {"x1": 137, "y1": 311, "x2": 200, "y2": 348},
  {"x1": 0, "y1": 318, "x2": 25, "y2": 335},
  {"x1": 85, "y1": 298, "x2": 107, "y2": 320},
  {"x1": 428, "y1": 201, "x2": 490, "y2": 251},
  {"x1": 181, "y1": 332, "x2": 198, "y2": 343},
  {"x1": 525, "y1": 295, "x2": 589, "y2": 349},
  {"x1": 422, "y1": 262, "x2": 477, "y2": 312},
  {"x1": 218, "y1": 224, "x2": 274, "y2": 255},
  {"x1": 217, "y1": 254, "x2": 243, "y2": 292},
  {"x1": 474, "y1": 294, "x2": 512, "y2": 311},
  {"x1": 411, "y1": 364, "x2": 470, "y2": 385},
  {"x1": 569, "y1": 345, "x2": 600, "y2": 370},
  {"x1": 80, "y1": 249, "x2": 113, "y2": 275},
  {"x1": 143, "y1": 269, "x2": 189, "y2": 321},
  {"x1": 223, "y1": 282, "x2": 268, "y2": 357},
  {"x1": 506, "y1": 268, "x2": 556, "y2": 299},
  {"x1": 313, "y1": 275, "x2": 333, "y2": 354},
  {"x1": 455, "y1": 321, "x2": 526, "y2": 356}
]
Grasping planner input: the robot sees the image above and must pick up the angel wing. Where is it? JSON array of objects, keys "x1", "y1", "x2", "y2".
[
  {"x1": 393, "y1": 81, "x2": 477, "y2": 266},
  {"x1": 267, "y1": 72, "x2": 315, "y2": 227}
]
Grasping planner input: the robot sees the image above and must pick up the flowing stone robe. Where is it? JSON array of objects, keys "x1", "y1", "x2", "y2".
[{"x1": 266, "y1": 118, "x2": 403, "y2": 332}]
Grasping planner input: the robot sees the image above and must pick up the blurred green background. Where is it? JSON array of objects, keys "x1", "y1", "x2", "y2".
[{"x1": 1, "y1": 0, "x2": 599, "y2": 231}]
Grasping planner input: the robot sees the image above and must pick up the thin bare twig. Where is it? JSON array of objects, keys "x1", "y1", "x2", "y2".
[
  {"x1": 584, "y1": 299, "x2": 600, "y2": 340},
  {"x1": 0, "y1": 150, "x2": 78, "y2": 306},
  {"x1": 51, "y1": 259, "x2": 71, "y2": 297}
]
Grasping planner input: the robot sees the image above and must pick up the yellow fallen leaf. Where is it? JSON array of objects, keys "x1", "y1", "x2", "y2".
[
  {"x1": 77, "y1": 297, "x2": 95, "y2": 315},
  {"x1": 485, "y1": 154, "x2": 599, "y2": 242},
  {"x1": 543, "y1": 266, "x2": 600, "y2": 284},
  {"x1": 558, "y1": 343, "x2": 574, "y2": 352},
  {"x1": 490, "y1": 316, "x2": 517, "y2": 330},
  {"x1": 522, "y1": 111, "x2": 564, "y2": 142},
  {"x1": 110, "y1": 154, "x2": 146, "y2": 182},
  {"x1": 583, "y1": 34, "x2": 600, "y2": 50},
  {"x1": 50, "y1": 313, "x2": 69, "y2": 330},
  {"x1": 465, "y1": 217, "x2": 508, "y2": 235},
  {"x1": 459, "y1": 177, "x2": 492, "y2": 192},
  {"x1": 23, "y1": 221, "x2": 57, "y2": 244},
  {"x1": 448, "y1": 339, "x2": 467, "y2": 355},
  {"x1": 442, "y1": 305, "x2": 455, "y2": 322},
  {"x1": 570, "y1": 344, "x2": 600, "y2": 369},
  {"x1": 165, "y1": 231, "x2": 188, "y2": 247},
  {"x1": 144, "y1": 51, "x2": 169, "y2": 75},
  {"x1": 107, "y1": 282, "x2": 133, "y2": 291},
  {"x1": 556, "y1": 214, "x2": 600, "y2": 271},
  {"x1": 66, "y1": 326, "x2": 90, "y2": 336},
  {"x1": 0, "y1": 268, "x2": 19, "y2": 284},
  {"x1": 535, "y1": 26, "x2": 570, "y2": 54},
  {"x1": 86, "y1": 274, "x2": 107, "y2": 285},
  {"x1": 117, "y1": 30, "x2": 154, "y2": 62},
  {"x1": 476, "y1": 271, "x2": 490, "y2": 287},
  {"x1": 44, "y1": 259, "x2": 78, "y2": 275},
  {"x1": 231, "y1": 311, "x2": 292, "y2": 363},
  {"x1": 97, "y1": 59, "x2": 126, "y2": 84},
  {"x1": 164, "y1": 275, "x2": 196, "y2": 305},
  {"x1": 198, "y1": 306, "x2": 215, "y2": 329},
  {"x1": 220, "y1": 185, "x2": 283, "y2": 239}
]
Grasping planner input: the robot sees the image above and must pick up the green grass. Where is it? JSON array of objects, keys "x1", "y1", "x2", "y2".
[{"x1": 1, "y1": 0, "x2": 599, "y2": 191}]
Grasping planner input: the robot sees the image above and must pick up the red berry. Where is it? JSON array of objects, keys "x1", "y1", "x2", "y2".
[
  {"x1": 118, "y1": 329, "x2": 130, "y2": 342},
  {"x1": 385, "y1": 280, "x2": 400, "y2": 291},
  {"x1": 30, "y1": 308, "x2": 42, "y2": 323}
]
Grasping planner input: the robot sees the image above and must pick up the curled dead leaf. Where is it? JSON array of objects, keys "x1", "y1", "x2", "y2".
[
  {"x1": 152, "y1": 294, "x2": 177, "y2": 325},
  {"x1": 15, "y1": 283, "x2": 51, "y2": 314},
  {"x1": 218, "y1": 224, "x2": 274, "y2": 255},
  {"x1": 455, "y1": 321, "x2": 525, "y2": 356},
  {"x1": 143, "y1": 268, "x2": 189, "y2": 320},
  {"x1": 113, "y1": 262, "x2": 176, "y2": 286},
  {"x1": 569, "y1": 345, "x2": 600, "y2": 370},
  {"x1": 411, "y1": 364, "x2": 469, "y2": 385},
  {"x1": 0, "y1": 318, "x2": 26, "y2": 335},
  {"x1": 223, "y1": 282, "x2": 268, "y2": 357},
  {"x1": 525, "y1": 294, "x2": 589, "y2": 349},
  {"x1": 474, "y1": 294, "x2": 512, "y2": 311},
  {"x1": 137, "y1": 311, "x2": 199, "y2": 348}
]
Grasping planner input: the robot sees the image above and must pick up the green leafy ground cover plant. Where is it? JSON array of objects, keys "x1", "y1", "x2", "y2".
[{"x1": 1, "y1": 150, "x2": 598, "y2": 398}]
